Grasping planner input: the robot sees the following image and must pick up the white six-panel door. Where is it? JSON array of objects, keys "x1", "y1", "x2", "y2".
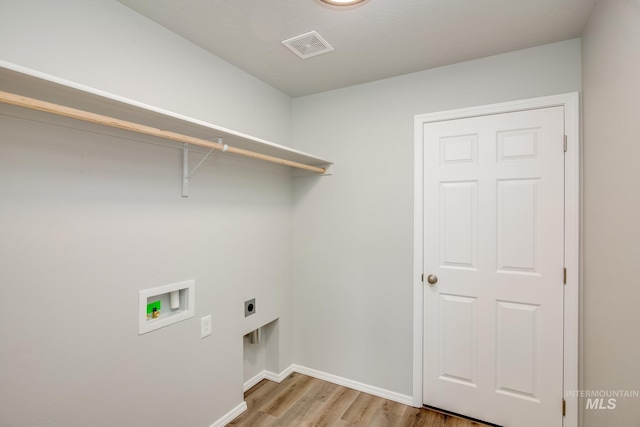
[{"x1": 423, "y1": 107, "x2": 565, "y2": 427}]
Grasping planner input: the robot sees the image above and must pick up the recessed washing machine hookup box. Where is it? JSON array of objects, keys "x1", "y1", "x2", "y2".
[{"x1": 138, "y1": 280, "x2": 195, "y2": 335}]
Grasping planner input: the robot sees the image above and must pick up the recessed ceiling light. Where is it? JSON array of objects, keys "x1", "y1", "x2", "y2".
[{"x1": 320, "y1": 0, "x2": 367, "y2": 5}]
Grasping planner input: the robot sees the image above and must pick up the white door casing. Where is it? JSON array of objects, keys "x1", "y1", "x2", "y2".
[{"x1": 412, "y1": 93, "x2": 580, "y2": 427}]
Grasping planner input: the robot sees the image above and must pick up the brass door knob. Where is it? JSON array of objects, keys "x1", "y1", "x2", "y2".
[{"x1": 426, "y1": 274, "x2": 438, "y2": 285}]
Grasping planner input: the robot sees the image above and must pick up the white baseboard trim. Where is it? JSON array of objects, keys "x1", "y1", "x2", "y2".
[
  {"x1": 265, "y1": 365, "x2": 295, "y2": 383},
  {"x1": 243, "y1": 371, "x2": 267, "y2": 392},
  {"x1": 291, "y1": 364, "x2": 414, "y2": 407},
  {"x1": 209, "y1": 401, "x2": 247, "y2": 427},
  {"x1": 243, "y1": 365, "x2": 295, "y2": 392}
]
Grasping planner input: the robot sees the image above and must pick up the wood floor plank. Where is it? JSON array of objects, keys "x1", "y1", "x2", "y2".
[
  {"x1": 245, "y1": 379, "x2": 279, "y2": 405},
  {"x1": 243, "y1": 378, "x2": 270, "y2": 400},
  {"x1": 380, "y1": 398, "x2": 410, "y2": 420},
  {"x1": 245, "y1": 381, "x2": 281, "y2": 411},
  {"x1": 368, "y1": 407, "x2": 403, "y2": 427},
  {"x1": 275, "y1": 378, "x2": 338, "y2": 426},
  {"x1": 227, "y1": 407, "x2": 277, "y2": 427},
  {"x1": 260, "y1": 373, "x2": 315, "y2": 418},
  {"x1": 300, "y1": 382, "x2": 359, "y2": 427},
  {"x1": 229, "y1": 373, "x2": 491, "y2": 427},
  {"x1": 399, "y1": 406, "x2": 437, "y2": 427},
  {"x1": 340, "y1": 391, "x2": 383, "y2": 424},
  {"x1": 228, "y1": 380, "x2": 279, "y2": 426}
]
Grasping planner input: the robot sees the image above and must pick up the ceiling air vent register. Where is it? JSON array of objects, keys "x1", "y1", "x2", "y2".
[{"x1": 281, "y1": 31, "x2": 334, "y2": 59}]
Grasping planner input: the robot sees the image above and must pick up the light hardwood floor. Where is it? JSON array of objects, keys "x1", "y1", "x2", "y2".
[{"x1": 228, "y1": 372, "x2": 490, "y2": 426}]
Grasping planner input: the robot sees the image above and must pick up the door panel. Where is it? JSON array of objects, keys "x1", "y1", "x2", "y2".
[
  {"x1": 439, "y1": 294, "x2": 478, "y2": 386},
  {"x1": 423, "y1": 107, "x2": 564, "y2": 427},
  {"x1": 440, "y1": 181, "x2": 478, "y2": 269},
  {"x1": 495, "y1": 300, "x2": 539, "y2": 400},
  {"x1": 496, "y1": 179, "x2": 540, "y2": 273}
]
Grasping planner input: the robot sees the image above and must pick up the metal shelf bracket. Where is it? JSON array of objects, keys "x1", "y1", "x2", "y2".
[{"x1": 182, "y1": 138, "x2": 223, "y2": 197}]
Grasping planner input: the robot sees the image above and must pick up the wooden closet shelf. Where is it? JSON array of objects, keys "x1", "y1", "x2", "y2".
[{"x1": 0, "y1": 63, "x2": 333, "y2": 176}]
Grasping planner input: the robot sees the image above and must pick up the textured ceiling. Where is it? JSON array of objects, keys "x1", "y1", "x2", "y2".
[{"x1": 117, "y1": 0, "x2": 596, "y2": 97}]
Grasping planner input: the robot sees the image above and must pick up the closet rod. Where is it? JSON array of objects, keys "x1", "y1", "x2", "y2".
[{"x1": 0, "y1": 90, "x2": 326, "y2": 174}]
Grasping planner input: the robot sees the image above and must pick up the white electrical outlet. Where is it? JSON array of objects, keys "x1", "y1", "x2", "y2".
[{"x1": 201, "y1": 315, "x2": 212, "y2": 338}]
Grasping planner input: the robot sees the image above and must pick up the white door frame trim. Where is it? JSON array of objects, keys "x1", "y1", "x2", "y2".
[{"x1": 412, "y1": 93, "x2": 580, "y2": 427}]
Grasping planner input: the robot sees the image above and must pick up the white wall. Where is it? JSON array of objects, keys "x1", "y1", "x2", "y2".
[
  {"x1": 581, "y1": 1, "x2": 640, "y2": 426},
  {"x1": 291, "y1": 39, "x2": 582, "y2": 397},
  {"x1": 0, "y1": 0, "x2": 292, "y2": 145},
  {"x1": 0, "y1": 1, "x2": 295, "y2": 426}
]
